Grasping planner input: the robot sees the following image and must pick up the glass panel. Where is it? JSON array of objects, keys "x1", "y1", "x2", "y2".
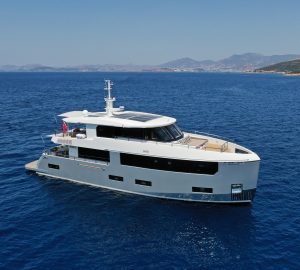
[
  {"x1": 97, "y1": 124, "x2": 183, "y2": 142},
  {"x1": 166, "y1": 124, "x2": 183, "y2": 139},
  {"x1": 97, "y1": 126, "x2": 115, "y2": 138},
  {"x1": 120, "y1": 153, "x2": 218, "y2": 175},
  {"x1": 153, "y1": 127, "x2": 173, "y2": 141},
  {"x1": 78, "y1": 147, "x2": 110, "y2": 162},
  {"x1": 192, "y1": 187, "x2": 213, "y2": 193}
]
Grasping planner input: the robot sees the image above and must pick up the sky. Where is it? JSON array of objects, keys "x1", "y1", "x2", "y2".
[{"x1": 1, "y1": 0, "x2": 300, "y2": 66}]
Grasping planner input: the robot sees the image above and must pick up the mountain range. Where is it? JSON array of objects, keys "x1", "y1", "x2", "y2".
[
  {"x1": 160, "y1": 53, "x2": 300, "y2": 71},
  {"x1": 1, "y1": 53, "x2": 299, "y2": 72}
]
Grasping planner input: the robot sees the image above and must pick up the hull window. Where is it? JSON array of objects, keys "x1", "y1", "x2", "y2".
[
  {"x1": 48, "y1": 163, "x2": 60, "y2": 170},
  {"x1": 135, "y1": 179, "x2": 152, "y2": 186},
  {"x1": 109, "y1": 175, "x2": 123, "y2": 181},
  {"x1": 192, "y1": 187, "x2": 213, "y2": 193},
  {"x1": 120, "y1": 153, "x2": 218, "y2": 175},
  {"x1": 78, "y1": 147, "x2": 110, "y2": 162}
]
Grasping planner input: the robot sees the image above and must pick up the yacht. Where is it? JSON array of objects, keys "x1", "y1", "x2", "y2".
[{"x1": 25, "y1": 80, "x2": 260, "y2": 203}]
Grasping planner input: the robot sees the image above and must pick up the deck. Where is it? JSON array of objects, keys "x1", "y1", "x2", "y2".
[{"x1": 181, "y1": 136, "x2": 234, "y2": 153}]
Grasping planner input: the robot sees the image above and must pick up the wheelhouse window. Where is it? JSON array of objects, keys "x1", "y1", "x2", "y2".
[
  {"x1": 151, "y1": 124, "x2": 183, "y2": 142},
  {"x1": 96, "y1": 124, "x2": 183, "y2": 142}
]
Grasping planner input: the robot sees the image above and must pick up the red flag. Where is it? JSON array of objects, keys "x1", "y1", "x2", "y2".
[{"x1": 62, "y1": 121, "x2": 67, "y2": 135}]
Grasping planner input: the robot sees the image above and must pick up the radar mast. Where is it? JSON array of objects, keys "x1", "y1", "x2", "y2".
[{"x1": 104, "y1": 80, "x2": 115, "y2": 116}]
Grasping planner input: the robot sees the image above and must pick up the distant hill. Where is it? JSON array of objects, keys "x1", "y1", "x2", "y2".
[
  {"x1": 0, "y1": 64, "x2": 157, "y2": 72},
  {"x1": 1, "y1": 53, "x2": 300, "y2": 72},
  {"x1": 218, "y1": 53, "x2": 300, "y2": 69},
  {"x1": 161, "y1": 57, "x2": 202, "y2": 68},
  {"x1": 160, "y1": 53, "x2": 300, "y2": 71},
  {"x1": 255, "y1": 59, "x2": 300, "y2": 74}
]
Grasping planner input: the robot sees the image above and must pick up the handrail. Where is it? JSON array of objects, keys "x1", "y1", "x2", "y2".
[
  {"x1": 44, "y1": 149, "x2": 109, "y2": 165},
  {"x1": 51, "y1": 131, "x2": 232, "y2": 152},
  {"x1": 112, "y1": 136, "x2": 193, "y2": 148},
  {"x1": 221, "y1": 141, "x2": 229, "y2": 152},
  {"x1": 184, "y1": 130, "x2": 233, "y2": 152},
  {"x1": 185, "y1": 130, "x2": 234, "y2": 142}
]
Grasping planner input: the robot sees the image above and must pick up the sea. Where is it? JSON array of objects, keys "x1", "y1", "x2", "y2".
[{"x1": 0, "y1": 72, "x2": 299, "y2": 270}]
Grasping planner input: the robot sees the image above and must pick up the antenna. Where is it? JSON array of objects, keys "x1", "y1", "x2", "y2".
[
  {"x1": 104, "y1": 80, "x2": 116, "y2": 116},
  {"x1": 40, "y1": 135, "x2": 46, "y2": 151}
]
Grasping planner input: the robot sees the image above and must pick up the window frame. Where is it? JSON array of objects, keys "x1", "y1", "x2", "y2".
[
  {"x1": 109, "y1": 175, "x2": 123, "y2": 181},
  {"x1": 135, "y1": 179, "x2": 152, "y2": 186},
  {"x1": 78, "y1": 147, "x2": 110, "y2": 162},
  {"x1": 96, "y1": 124, "x2": 184, "y2": 142},
  {"x1": 120, "y1": 153, "x2": 218, "y2": 175},
  {"x1": 48, "y1": 163, "x2": 60, "y2": 169},
  {"x1": 192, "y1": 187, "x2": 213, "y2": 193}
]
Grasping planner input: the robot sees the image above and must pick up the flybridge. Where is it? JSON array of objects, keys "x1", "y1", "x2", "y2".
[
  {"x1": 60, "y1": 111, "x2": 176, "y2": 128},
  {"x1": 58, "y1": 80, "x2": 176, "y2": 128},
  {"x1": 102, "y1": 80, "x2": 169, "y2": 123},
  {"x1": 112, "y1": 112, "x2": 161, "y2": 122}
]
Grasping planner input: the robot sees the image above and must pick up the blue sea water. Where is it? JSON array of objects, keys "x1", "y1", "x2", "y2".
[{"x1": 0, "y1": 72, "x2": 299, "y2": 270}]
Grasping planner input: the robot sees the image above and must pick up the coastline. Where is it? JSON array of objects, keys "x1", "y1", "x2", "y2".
[
  {"x1": 284, "y1": 72, "x2": 300, "y2": 76},
  {"x1": 254, "y1": 70, "x2": 300, "y2": 76}
]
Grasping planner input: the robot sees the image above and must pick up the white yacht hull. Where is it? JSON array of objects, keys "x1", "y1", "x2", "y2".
[
  {"x1": 25, "y1": 80, "x2": 261, "y2": 204},
  {"x1": 26, "y1": 151, "x2": 259, "y2": 204}
]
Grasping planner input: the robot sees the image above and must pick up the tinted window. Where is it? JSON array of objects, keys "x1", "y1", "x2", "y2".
[
  {"x1": 48, "y1": 163, "x2": 59, "y2": 169},
  {"x1": 153, "y1": 127, "x2": 173, "y2": 141},
  {"x1": 78, "y1": 147, "x2": 110, "y2": 162},
  {"x1": 109, "y1": 175, "x2": 123, "y2": 181},
  {"x1": 192, "y1": 187, "x2": 213, "y2": 193},
  {"x1": 135, "y1": 179, "x2": 152, "y2": 186},
  {"x1": 151, "y1": 124, "x2": 183, "y2": 142},
  {"x1": 122, "y1": 128, "x2": 144, "y2": 139},
  {"x1": 96, "y1": 124, "x2": 183, "y2": 142},
  {"x1": 120, "y1": 153, "x2": 218, "y2": 175},
  {"x1": 96, "y1": 126, "x2": 116, "y2": 138},
  {"x1": 166, "y1": 124, "x2": 182, "y2": 139}
]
